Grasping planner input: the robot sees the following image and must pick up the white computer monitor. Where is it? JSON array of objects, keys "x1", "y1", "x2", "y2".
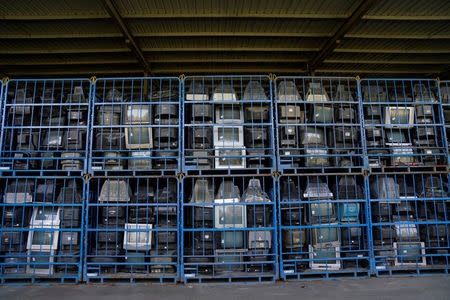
[
  {"x1": 309, "y1": 244, "x2": 341, "y2": 271},
  {"x1": 385, "y1": 107, "x2": 414, "y2": 128},
  {"x1": 213, "y1": 125, "x2": 244, "y2": 147},
  {"x1": 125, "y1": 127, "x2": 153, "y2": 150},
  {"x1": 123, "y1": 223, "x2": 153, "y2": 251}
]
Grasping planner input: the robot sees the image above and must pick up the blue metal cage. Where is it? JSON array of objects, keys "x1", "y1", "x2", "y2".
[
  {"x1": 89, "y1": 77, "x2": 181, "y2": 177},
  {"x1": 0, "y1": 79, "x2": 92, "y2": 176},
  {"x1": 181, "y1": 175, "x2": 278, "y2": 283},
  {"x1": 278, "y1": 174, "x2": 371, "y2": 280},
  {"x1": 360, "y1": 79, "x2": 448, "y2": 171},
  {"x1": 182, "y1": 75, "x2": 276, "y2": 175},
  {"x1": 0, "y1": 176, "x2": 85, "y2": 284},
  {"x1": 368, "y1": 172, "x2": 450, "y2": 276},
  {"x1": 84, "y1": 177, "x2": 180, "y2": 284},
  {"x1": 274, "y1": 77, "x2": 364, "y2": 174}
]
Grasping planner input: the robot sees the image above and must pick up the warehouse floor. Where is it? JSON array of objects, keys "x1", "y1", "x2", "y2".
[{"x1": 0, "y1": 277, "x2": 449, "y2": 300}]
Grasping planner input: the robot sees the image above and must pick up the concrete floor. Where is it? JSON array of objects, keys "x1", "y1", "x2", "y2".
[{"x1": 0, "y1": 277, "x2": 449, "y2": 300}]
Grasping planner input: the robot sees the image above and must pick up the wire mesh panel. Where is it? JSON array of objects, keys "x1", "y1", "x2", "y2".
[
  {"x1": 182, "y1": 76, "x2": 275, "y2": 175},
  {"x1": 278, "y1": 175, "x2": 371, "y2": 280},
  {"x1": 369, "y1": 173, "x2": 449, "y2": 276},
  {"x1": 89, "y1": 77, "x2": 181, "y2": 177},
  {"x1": 274, "y1": 77, "x2": 363, "y2": 174},
  {"x1": 440, "y1": 81, "x2": 450, "y2": 158},
  {"x1": 0, "y1": 177, "x2": 85, "y2": 284},
  {"x1": 0, "y1": 79, "x2": 91, "y2": 175},
  {"x1": 181, "y1": 175, "x2": 278, "y2": 283},
  {"x1": 85, "y1": 177, "x2": 179, "y2": 284},
  {"x1": 360, "y1": 79, "x2": 447, "y2": 171}
]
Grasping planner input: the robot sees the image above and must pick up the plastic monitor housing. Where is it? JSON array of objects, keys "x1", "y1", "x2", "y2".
[
  {"x1": 311, "y1": 224, "x2": 340, "y2": 247},
  {"x1": 393, "y1": 242, "x2": 426, "y2": 266},
  {"x1": 309, "y1": 244, "x2": 341, "y2": 271},
  {"x1": 277, "y1": 81, "x2": 302, "y2": 101},
  {"x1": 305, "y1": 83, "x2": 329, "y2": 102},
  {"x1": 385, "y1": 107, "x2": 414, "y2": 128},
  {"x1": 243, "y1": 81, "x2": 268, "y2": 101},
  {"x1": 186, "y1": 81, "x2": 209, "y2": 101},
  {"x1": 244, "y1": 179, "x2": 270, "y2": 203},
  {"x1": 98, "y1": 180, "x2": 130, "y2": 202},
  {"x1": 123, "y1": 223, "x2": 153, "y2": 251},
  {"x1": 30, "y1": 207, "x2": 61, "y2": 228},
  {"x1": 212, "y1": 83, "x2": 237, "y2": 102},
  {"x1": 215, "y1": 104, "x2": 243, "y2": 123},
  {"x1": 214, "y1": 182, "x2": 246, "y2": 228}
]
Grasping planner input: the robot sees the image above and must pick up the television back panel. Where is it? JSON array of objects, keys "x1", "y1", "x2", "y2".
[
  {"x1": 89, "y1": 77, "x2": 181, "y2": 176},
  {"x1": 0, "y1": 79, "x2": 91, "y2": 175},
  {"x1": 182, "y1": 76, "x2": 275, "y2": 175},
  {"x1": 360, "y1": 79, "x2": 447, "y2": 171},
  {"x1": 0, "y1": 177, "x2": 85, "y2": 284},
  {"x1": 85, "y1": 177, "x2": 179, "y2": 284},
  {"x1": 278, "y1": 174, "x2": 371, "y2": 280},
  {"x1": 369, "y1": 172, "x2": 450, "y2": 277},
  {"x1": 275, "y1": 77, "x2": 363, "y2": 173},
  {"x1": 181, "y1": 176, "x2": 278, "y2": 283}
]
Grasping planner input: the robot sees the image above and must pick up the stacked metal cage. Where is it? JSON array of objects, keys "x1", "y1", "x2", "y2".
[
  {"x1": 85, "y1": 77, "x2": 181, "y2": 283},
  {"x1": 361, "y1": 79, "x2": 449, "y2": 276},
  {"x1": 181, "y1": 76, "x2": 278, "y2": 283},
  {"x1": 275, "y1": 77, "x2": 371, "y2": 280},
  {"x1": 0, "y1": 79, "x2": 89, "y2": 283}
]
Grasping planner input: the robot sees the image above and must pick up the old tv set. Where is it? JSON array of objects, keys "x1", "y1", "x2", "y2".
[
  {"x1": 300, "y1": 127, "x2": 325, "y2": 146},
  {"x1": 5, "y1": 180, "x2": 34, "y2": 203},
  {"x1": 393, "y1": 242, "x2": 426, "y2": 266},
  {"x1": 190, "y1": 179, "x2": 214, "y2": 222},
  {"x1": 98, "y1": 180, "x2": 130, "y2": 202},
  {"x1": 30, "y1": 207, "x2": 61, "y2": 228},
  {"x1": 125, "y1": 127, "x2": 153, "y2": 150},
  {"x1": 311, "y1": 225, "x2": 339, "y2": 247},
  {"x1": 186, "y1": 81, "x2": 209, "y2": 101},
  {"x1": 394, "y1": 223, "x2": 419, "y2": 241},
  {"x1": 385, "y1": 107, "x2": 414, "y2": 128},
  {"x1": 309, "y1": 202, "x2": 335, "y2": 222},
  {"x1": 303, "y1": 179, "x2": 333, "y2": 200},
  {"x1": 413, "y1": 84, "x2": 436, "y2": 102},
  {"x1": 27, "y1": 250, "x2": 56, "y2": 275},
  {"x1": 310, "y1": 105, "x2": 333, "y2": 123},
  {"x1": 338, "y1": 202, "x2": 360, "y2": 222},
  {"x1": 248, "y1": 230, "x2": 272, "y2": 249},
  {"x1": 370, "y1": 176, "x2": 399, "y2": 202},
  {"x1": 243, "y1": 81, "x2": 268, "y2": 101},
  {"x1": 213, "y1": 126, "x2": 244, "y2": 147},
  {"x1": 305, "y1": 82, "x2": 329, "y2": 102},
  {"x1": 125, "y1": 104, "x2": 151, "y2": 124},
  {"x1": 212, "y1": 83, "x2": 237, "y2": 102},
  {"x1": 309, "y1": 244, "x2": 341, "y2": 271},
  {"x1": 123, "y1": 223, "x2": 152, "y2": 251},
  {"x1": 214, "y1": 148, "x2": 246, "y2": 169},
  {"x1": 277, "y1": 80, "x2": 301, "y2": 101},
  {"x1": 282, "y1": 229, "x2": 306, "y2": 249},
  {"x1": 215, "y1": 104, "x2": 243, "y2": 123},
  {"x1": 219, "y1": 231, "x2": 245, "y2": 248},
  {"x1": 214, "y1": 249, "x2": 245, "y2": 272},
  {"x1": 214, "y1": 181, "x2": 246, "y2": 229}
]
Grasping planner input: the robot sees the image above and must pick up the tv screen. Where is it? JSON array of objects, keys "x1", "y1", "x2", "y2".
[
  {"x1": 312, "y1": 247, "x2": 338, "y2": 264},
  {"x1": 29, "y1": 251, "x2": 51, "y2": 270},
  {"x1": 311, "y1": 106, "x2": 333, "y2": 123},
  {"x1": 221, "y1": 231, "x2": 244, "y2": 248},
  {"x1": 386, "y1": 130, "x2": 407, "y2": 144},
  {"x1": 126, "y1": 127, "x2": 151, "y2": 148},
  {"x1": 215, "y1": 127, "x2": 242, "y2": 145},
  {"x1": 126, "y1": 105, "x2": 150, "y2": 123},
  {"x1": 44, "y1": 131, "x2": 62, "y2": 147},
  {"x1": 386, "y1": 107, "x2": 413, "y2": 126},
  {"x1": 395, "y1": 242, "x2": 423, "y2": 263},
  {"x1": 32, "y1": 231, "x2": 54, "y2": 246},
  {"x1": 312, "y1": 226, "x2": 338, "y2": 245},
  {"x1": 216, "y1": 205, "x2": 245, "y2": 227},
  {"x1": 34, "y1": 207, "x2": 57, "y2": 223},
  {"x1": 215, "y1": 149, "x2": 245, "y2": 168},
  {"x1": 301, "y1": 128, "x2": 325, "y2": 145},
  {"x1": 310, "y1": 202, "x2": 333, "y2": 218}
]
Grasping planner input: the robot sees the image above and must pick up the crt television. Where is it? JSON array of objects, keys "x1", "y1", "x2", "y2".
[
  {"x1": 125, "y1": 127, "x2": 153, "y2": 149},
  {"x1": 123, "y1": 223, "x2": 153, "y2": 251},
  {"x1": 311, "y1": 224, "x2": 339, "y2": 247},
  {"x1": 385, "y1": 107, "x2": 414, "y2": 128}
]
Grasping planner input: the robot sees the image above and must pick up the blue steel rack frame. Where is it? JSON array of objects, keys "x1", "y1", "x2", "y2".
[
  {"x1": 368, "y1": 172, "x2": 450, "y2": 277},
  {"x1": 84, "y1": 176, "x2": 180, "y2": 284},
  {"x1": 440, "y1": 80, "x2": 450, "y2": 163},
  {"x1": 0, "y1": 79, "x2": 92, "y2": 176},
  {"x1": 278, "y1": 174, "x2": 371, "y2": 280},
  {"x1": 0, "y1": 176, "x2": 85, "y2": 284},
  {"x1": 274, "y1": 76, "x2": 364, "y2": 174},
  {"x1": 182, "y1": 75, "x2": 276, "y2": 175},
  {"x1": 360, "y1": 78, "x2": 448, "y2": 172},
  {"x1": 88, "y1": 77, "x2": 182, "y2": 177},
  {"x1": 181, "y1": 174, "x2": 278, "y2": 283}
]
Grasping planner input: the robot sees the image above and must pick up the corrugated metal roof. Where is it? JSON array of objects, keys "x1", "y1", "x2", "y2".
[{"x1": 0, "y1": 0, "x2": 449, "y2": 77}]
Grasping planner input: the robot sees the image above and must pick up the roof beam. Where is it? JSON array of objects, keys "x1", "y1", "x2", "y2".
[
  {"x1": 308, "y1": 0, "x2": 377, "y2": 72},
  {"x1": 102, "y1": 0, "x2": 151, "y2": 74}
]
